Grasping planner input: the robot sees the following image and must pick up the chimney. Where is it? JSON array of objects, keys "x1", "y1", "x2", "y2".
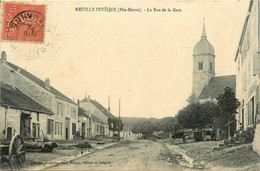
[
  {"x1": 77, "y1": 99, "x2": 80, "y2": 106},
  {"x1": 1, "y1": 51, "x2": 7, "y2": 62},
  {"x1": 87, "y1": 95, "x2": 91, "y2": 102},
  {"x1": 45, "y1": 78, "x2": 50, "y2": 90}
]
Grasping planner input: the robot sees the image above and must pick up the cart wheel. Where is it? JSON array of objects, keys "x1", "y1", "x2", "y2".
[{"x1": 9, "y1": 134, "x2": 26, "y2": 170}]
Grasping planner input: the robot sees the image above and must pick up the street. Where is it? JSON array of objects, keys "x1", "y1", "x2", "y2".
[{"x1": 47, "y1": 140, "x2": 183, "y2": 170}]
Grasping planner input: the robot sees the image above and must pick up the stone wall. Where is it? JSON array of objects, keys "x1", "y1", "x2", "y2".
[{"x1": 192, "y1": 54, "x2": 215, "y2": 98}]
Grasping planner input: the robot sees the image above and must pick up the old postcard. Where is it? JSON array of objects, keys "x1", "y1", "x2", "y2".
[{"x1": 0, "y1": 0, "x2": 260, "y2": 170}]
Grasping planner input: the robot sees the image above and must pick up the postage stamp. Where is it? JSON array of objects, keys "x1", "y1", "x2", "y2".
[{"x1": 1, "y1": 2, "x2": 46, "y2": 43}]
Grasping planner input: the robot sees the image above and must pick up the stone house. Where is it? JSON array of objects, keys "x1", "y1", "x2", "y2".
[
  {"x1": 0, "y1": 52, "x2": 78, "y2": 140},
  {"x1": 78, "y1": 106, "x2": 92, "y2": 139},
  {"x1": 0, "y1": 82, "x2": 53, "y2": 140},
  {"x1": 80, "y1": 96, "x2": 117, "y2": 137},
  {"x1": 235, "y1": 0, "x2": 260, "y2": 131}
]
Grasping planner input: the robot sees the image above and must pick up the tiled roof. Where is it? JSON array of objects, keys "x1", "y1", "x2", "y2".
[
  {"x1": 78, "y1": 107, "x2": 89, "y2": 118},
  {"x1": 1, "y1": 82, "x2": 53, "y2": 114},
  {"x1": 198, "y1": 75, "x2": 236, "y2": 100},
  {"x1": 81, "y1": 98, "x2": 117, "y2": 120},
  {"x1": 5, "y1": 61, "x2": 76, "y2": 105}
]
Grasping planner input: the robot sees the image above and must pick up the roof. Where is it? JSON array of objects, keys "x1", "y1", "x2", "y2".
[
  {"x1": 78, "y1": 107, "x2": 89, "y2": 118},
  {"x1": 1, "y1": 82, "x2": 53, "y2": 114},
  {"x1": 91, "y1": 114, "x2": 106, "y2": 124},
  {"x1": 198, "y1": 75, "x2": 236, "y2": 100},
  {"x1": 81, "y1": 98, "x2": 118, "y2": 120},
  {"x1": 193, "y1": 20, "x2": 215, "y2": 56},
  {"x1": 5, "y1": 61, "x2": 76, "y2": 105}
]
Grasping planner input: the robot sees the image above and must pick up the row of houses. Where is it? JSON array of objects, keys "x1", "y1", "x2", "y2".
[{"x1": 0, "y1": 53, "x2": 119, "y2": 141}]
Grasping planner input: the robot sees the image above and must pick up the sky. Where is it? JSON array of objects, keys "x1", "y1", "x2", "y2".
[{"x1": 0, "y1": 0, "x2": 249, "y2": 118}]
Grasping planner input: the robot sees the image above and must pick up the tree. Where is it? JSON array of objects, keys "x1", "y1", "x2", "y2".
[
  {"x1": 217, "y1": 87, "x2": 240, "y2": 139},
  {"x1": 176, "y1": 101, "x2": 219, "y2": 129},
  {"x1": 108, "y1": 118, "x2": 123, "y2": 135}
]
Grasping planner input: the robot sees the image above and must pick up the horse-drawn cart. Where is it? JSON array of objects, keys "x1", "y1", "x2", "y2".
[{"x1": 0, "y1": 134, "x2": 26, "y2": 170}]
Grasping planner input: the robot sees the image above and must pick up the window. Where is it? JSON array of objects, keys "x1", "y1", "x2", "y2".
[
  {"x1": 198, "y1": 61, "x2": 203, "y2": 70},
  {"x1": 61, "y1": 123, "x2": 63, "y2": 136},
  {"x1": 71, "y1": 108, "x2": 76, "y2": 118},
  {"x1": 33, "y1": 123, "x2": 36, "y2": 138},
  {"x1": 37, "y1": 113, "x2": 39, "y2": 121},
  {"x1": 37, "y1": 123, "x2": 40, "y2": 138},
  {"x1": 47, "y1": 119, "x2": 53, "y2": 134},
  {"x1": 72, "y1": 123, "x2": 76, "y2": 135},
  {"x1": 57, "y1": 102, "x2": 62, "y2": 115},
  {"x1": 248, "y1": 97, "x2": 255, "y2": 125},
  {"x1": 210, "y1": 61, "x2": 213, "y2": 71},
  {"x1": 55, "y1": 122, "x2": 63, "y2": 135}
]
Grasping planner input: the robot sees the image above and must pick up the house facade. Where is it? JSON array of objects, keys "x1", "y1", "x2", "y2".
[
  {"x1": 78, "y1": 106, "x2": 92, "y2": 138},
  {"x1": 80, "y1": 96, "x2": 117, "y2": 137},
  {"x1": 0, "y1": 82, "x2": 53, "y2": 140},
  {"x1": 235, "y1": 0, "x2": 260, "y2": 131},
  {"x1": 80, "y1": 96, "x2": 109, "y2": 136},
  {"x1": 0, "y1": 52, "x2": 78, "y2": 140}
]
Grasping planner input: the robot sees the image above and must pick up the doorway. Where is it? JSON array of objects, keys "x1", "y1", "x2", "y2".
[
  {"x1": 82, "y1": 123, "x2": 85, "y2": 139},
  {"x1": 20, "y1": 113, "x2": 32, "y2": 138},
  {"x1": 65, "y1": 117, "x2": 70, "y2": 140}
]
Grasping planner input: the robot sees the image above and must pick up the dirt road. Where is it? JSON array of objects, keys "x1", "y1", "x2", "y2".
[{"x1": 47, "y1": 140, "x2": 183, "y2": 170}]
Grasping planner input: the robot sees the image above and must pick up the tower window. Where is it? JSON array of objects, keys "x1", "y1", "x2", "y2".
[
  {"x1": 198, "y1": 61, "x2": 203, "y2": 70},
  {"x1": 210, "y1": 61, "x2": 213, "y2": 71}
]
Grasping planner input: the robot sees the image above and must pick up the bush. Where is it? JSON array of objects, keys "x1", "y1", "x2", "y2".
[
  {"x1": 236, "y1": 127, "x2": 255, "y2": 143},
  {"x1": 75, "y1": 141, "x2": 92, "y2": 148}
]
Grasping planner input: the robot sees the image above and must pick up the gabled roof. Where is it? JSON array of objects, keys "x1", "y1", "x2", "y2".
[
  {"x1": 81, "y1": 98, "x2": 117, "y2": 120},
  {"x1": 78, "y1": 107, "x2": 89, "y2": 118},
  {"x1": 198, "y1": 75, "x2": 236, "y2": 100},
  {"x1": 5, "y1": 61, "x2": 76, "y2": 105},
  {"x1": 91, "y1": 114, "x2": 106, "y2": 124},
  {"x1": 1, "y1": 82, "x2": 53, "y2": 114}
]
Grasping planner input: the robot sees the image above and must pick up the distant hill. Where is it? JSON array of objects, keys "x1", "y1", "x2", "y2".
[{"x1": 121, "y1": 117, "x2": 175, "y2": 132}]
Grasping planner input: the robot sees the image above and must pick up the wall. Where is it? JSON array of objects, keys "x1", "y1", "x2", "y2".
[
  {"x1": 1, "y1": 61, "x2": 78, "y2": 140},
  {"x1": 192, "y1": 54, "x2": 215, "y2": 98},
  {"x1": 236, "y1": 0, "x2": 260, "y2": 130},
  {"x1": 1, "y1": 62, "x2": 54, "y2": 111},
  {"x1": 80, "y1": 101, "x2": 108, "y2": 124}
]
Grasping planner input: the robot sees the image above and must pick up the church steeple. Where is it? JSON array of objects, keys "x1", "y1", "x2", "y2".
[
  {"x1": 201, "y1": 18, "x2": 207, "y2": 39},
  {"x1": 192, "y1": 18, "x2": 215, "y2": 99}
]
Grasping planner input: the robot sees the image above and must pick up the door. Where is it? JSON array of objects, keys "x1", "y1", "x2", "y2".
[
  {"x1": 7, "y1": 127, "x2": 12, "y2": 140},
  {"x1": 20, "y1": 113, "x2": 32, "y2": 138},
  {"x1": 82, "y1": 123, "x2": 85, "y2": 139},
  {"x1": 32, "y1": 123, "x2": 36, "y2": 138},
  {"x1": 65, "y1": 117, "x2": 70, "y2": 140}
]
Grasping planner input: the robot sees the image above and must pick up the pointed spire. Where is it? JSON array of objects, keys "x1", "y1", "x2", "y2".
[{"x1": 201, "y1": 17, "x2": 207, "y2": 39}]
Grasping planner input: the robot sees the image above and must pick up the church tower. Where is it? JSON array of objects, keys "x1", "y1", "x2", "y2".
[{"x1": 192, "y1": 19, "x2": 215, "y2": 99}]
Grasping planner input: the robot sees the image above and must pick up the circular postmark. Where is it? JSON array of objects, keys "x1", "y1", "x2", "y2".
[{"x1": 7, "y1": 10, "x2": 45, "y2": 42}]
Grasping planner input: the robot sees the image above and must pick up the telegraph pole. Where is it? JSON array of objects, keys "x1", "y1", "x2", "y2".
[{"x1": 118, "y1": 98, "x2": 121, "y2": 141}]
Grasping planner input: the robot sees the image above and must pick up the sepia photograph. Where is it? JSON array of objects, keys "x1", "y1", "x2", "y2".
[{"x1": 0, "y1": 0, "x2": 260, "y2": 170}]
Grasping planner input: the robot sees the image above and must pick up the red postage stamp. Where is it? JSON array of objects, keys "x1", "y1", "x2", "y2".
[{"x1": 1, "y1": 2, "x2": 46, "y2": 43}]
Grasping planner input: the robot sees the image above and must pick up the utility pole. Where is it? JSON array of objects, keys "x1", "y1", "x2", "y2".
[{"x1": 118, "y1": 98, "x2": 121, "y2": 141}]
